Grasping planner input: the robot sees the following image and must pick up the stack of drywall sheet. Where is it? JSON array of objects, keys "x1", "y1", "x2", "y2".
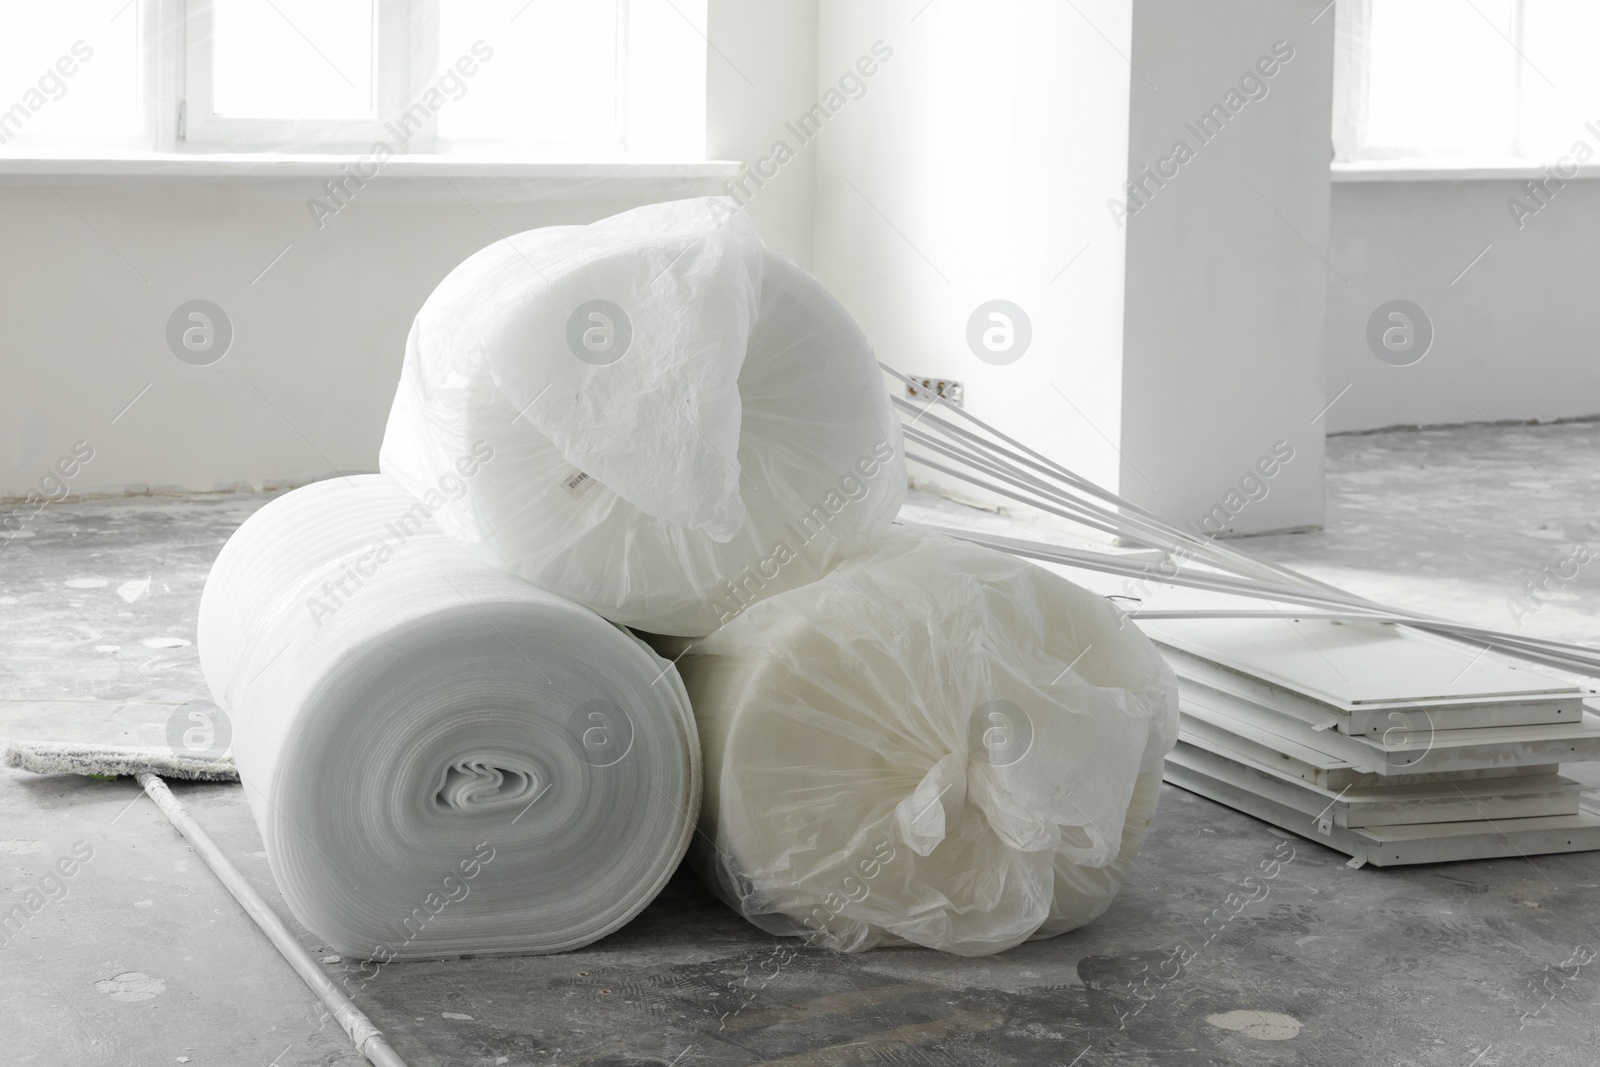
[{"x1": 1141, "y1": 616, "x2": 1600, "y2": 867}]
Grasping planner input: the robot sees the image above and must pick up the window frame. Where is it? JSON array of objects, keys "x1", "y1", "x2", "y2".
[{"x1": 176, "y1": 0, "x2": 431, "y2": 152}]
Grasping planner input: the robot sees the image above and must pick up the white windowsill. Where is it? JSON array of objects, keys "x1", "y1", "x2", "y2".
[
  {"x1": 1333, "y1": 159, "x2": 1600, "y2": 182},
  {"x1": 0, "y1": 152, "x2": 742, "y2": 181}
]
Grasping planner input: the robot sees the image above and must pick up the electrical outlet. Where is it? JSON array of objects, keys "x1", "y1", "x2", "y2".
[{"x1": 906, "y1": 377, "x2": 964, "y2": 407}]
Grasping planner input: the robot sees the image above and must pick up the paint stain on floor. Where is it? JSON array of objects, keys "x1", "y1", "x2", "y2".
[
  {"x1": 1205, "y1": 1009, "x2": 1302, "y2": 1040},
  {"x1": 95, "y1": 972, "x2": 166, "y2": 1001},
  {"x1": 141, "y1": 637, "x2": 191, "y2": 649}
]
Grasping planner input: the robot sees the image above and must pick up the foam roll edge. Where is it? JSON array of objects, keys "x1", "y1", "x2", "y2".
[
  {"x1": 198, "y1": 474, "x2": 701, "y2": 959},
  {"x1": 658, "y1": 532, "x2": 1178, "y2": 956}
]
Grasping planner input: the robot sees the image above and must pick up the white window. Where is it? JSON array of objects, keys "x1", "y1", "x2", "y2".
[
  {"x1": 0, "y1": 0, "x2": 707, "y2": 160},
  {"x1": 1336, "y1": 0, "x2": 1600, "y2": 163}
]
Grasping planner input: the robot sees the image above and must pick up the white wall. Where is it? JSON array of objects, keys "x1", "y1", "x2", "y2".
[
  {"x1": 1325, "y1": 176, "x2": 1600, "y2": 433},
  {"x1": 0, "y1": 0, "x2": 820, "y2": 502},
  {"x1": 811, "y1": 0, "x2": 1135, "y2": 500},
  {"x1": 706, "y1": 0, "x2": 819, "y2": 268},
  {"x1": 0, "y1": 176, "x2": 729, "y2": 503},
  {"x1": 1119, "y1": 0, "x2": 1333, "y2": 536}
]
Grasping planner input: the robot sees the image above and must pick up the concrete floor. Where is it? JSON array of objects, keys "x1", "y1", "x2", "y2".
[{"x1": 4, "y1": 421, "x2": 1600, "y2": 1066}]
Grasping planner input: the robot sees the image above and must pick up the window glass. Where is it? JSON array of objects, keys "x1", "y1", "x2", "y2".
[
  {"x1": 1364, "y1": 0, "x2": 1518, "y2": 157},
  {"x1": 436, "y1": 0, "x2": 621, "y2": 153},
  {"x1": 1518, "y1": 0, "x2": 1600, "y2": 158},
  {"x1": 0, "y1": 1, "x2": 142, "y2": 145},
  {"x1": 211, "y1": 0, "x2": 376, "y2": 119}
]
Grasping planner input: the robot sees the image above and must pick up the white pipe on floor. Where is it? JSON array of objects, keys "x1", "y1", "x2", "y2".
[{"x1": 136, "y1": 773, "x2": 411, "y2": 1067}]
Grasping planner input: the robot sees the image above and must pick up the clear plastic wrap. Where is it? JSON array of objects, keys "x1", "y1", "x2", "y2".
[
  {"x1": 667, "y1": 532, "x2": 1178, "y2": 956},
  {"x1": 379, "y1": 196, "x2": 905, "y2": 636},
  {"x1": 197, "y1": 474, "x2": 700, "y2": 959}
]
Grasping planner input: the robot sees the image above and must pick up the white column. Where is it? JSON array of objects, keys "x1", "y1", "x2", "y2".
[
  {"x1": 812, "y1": 0, "x2": 1136, "y2": 507},
  {"x1": 1118, "y1": 0, "x2": 1334, "y2": 535}
]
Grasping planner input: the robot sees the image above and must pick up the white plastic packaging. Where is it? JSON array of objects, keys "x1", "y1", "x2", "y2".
[
  {"x1": 379, "y1": 197, "x2": 905, "y2": 636},
  {"x1": 197, "y1": 474, "x2": 701, "y2": 959},
  {"x1": 668, "y1": 532, "x2": 1178, "y2": 956}
]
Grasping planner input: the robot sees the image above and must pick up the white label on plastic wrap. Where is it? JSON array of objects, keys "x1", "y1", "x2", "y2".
[{"x1": 561, "y1": 467, "x2": 599, "y2": 501}]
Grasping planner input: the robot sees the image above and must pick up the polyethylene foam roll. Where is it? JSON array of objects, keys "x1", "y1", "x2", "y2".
[
  {"x1": 197, "y1": 474, "x2": 700, "y2": 959},
  {"x1": 668, "y1": 533, "x2": 1177, "y2": 956},
  {"x1": 379, "y1": 196, "x2": 905, "y2": 636}
]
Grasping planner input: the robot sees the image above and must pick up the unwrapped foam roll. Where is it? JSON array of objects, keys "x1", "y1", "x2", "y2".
[
  {"x1": 668, "y1": 533, "x2": 1177, "y2": 956},
  {"x1": 379, "y1": 197, "x2": 905, "y2": 636},
  {"x1": 198, "y1": 474, "x2": 700, "y2": 959}
]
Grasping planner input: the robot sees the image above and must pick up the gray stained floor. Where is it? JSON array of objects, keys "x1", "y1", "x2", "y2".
[{"x1": 4, "y1": 421, "x2": 1600, "y2": 1066}]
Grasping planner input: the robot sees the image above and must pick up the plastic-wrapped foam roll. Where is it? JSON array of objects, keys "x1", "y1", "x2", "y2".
[
  {"x1": 379, "y1": 197, "x2": 905, "y2": 636},
  {"x1": 197, "y1": 474, "x2": 700, "y2": 959},
  {"x1": 666, "y1": 533, "x2": 1177, "y2": 956}
]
